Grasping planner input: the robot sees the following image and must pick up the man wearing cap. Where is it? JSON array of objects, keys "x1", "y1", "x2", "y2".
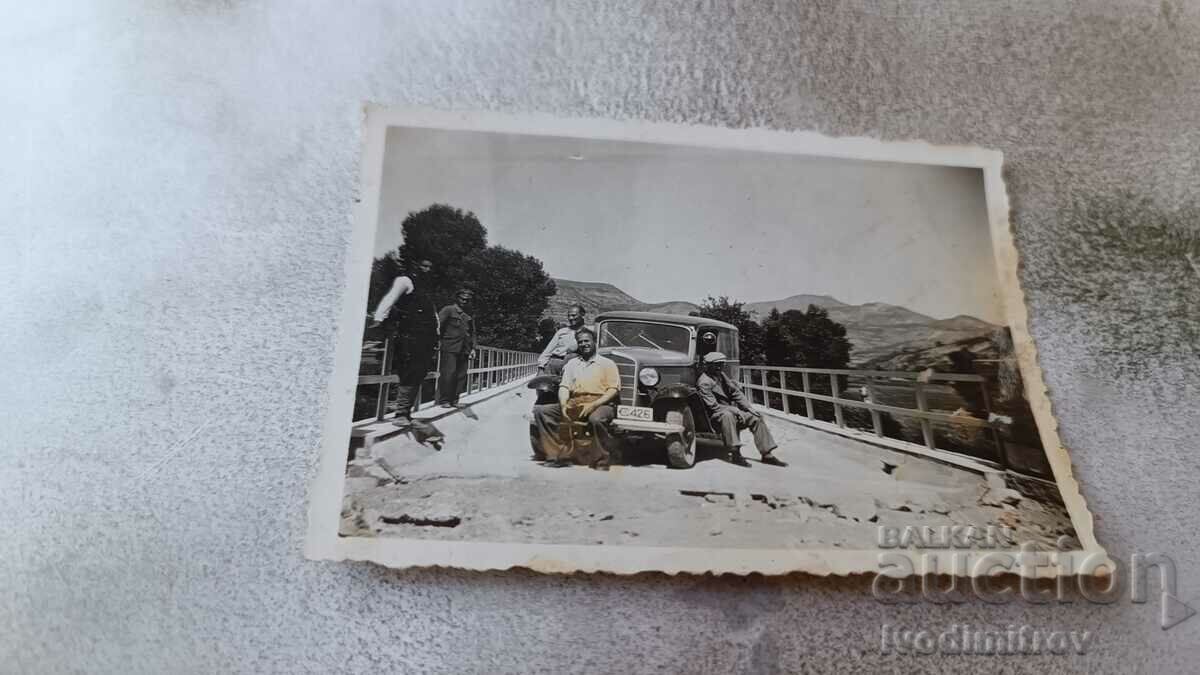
[
  {"x1": 537, "y1": 305, "x2": 588, "y2": 375},
  {"x1": 435, "y1": 288, "x2": 475, "y2": 408},
  {"x1": 697, "y1": 351, "x2": 788, "y2": 467}
]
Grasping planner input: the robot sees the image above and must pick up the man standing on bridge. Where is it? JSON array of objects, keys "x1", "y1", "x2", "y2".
[
  {"x1": 537, "y1": 304, "x2": 588, "y2": 375},
  {"x1": 435, "y1": 288, "x2": 475, "y2": 408},
  {"x1": 371, "y1": 258, "x2": 439, "y2": 429},
  {"x1": 530, "y1": 328, "x2": 620, "y2": 470},
  {"x1": 697, "y1": 352, "x2": 788, "y2": 468}
]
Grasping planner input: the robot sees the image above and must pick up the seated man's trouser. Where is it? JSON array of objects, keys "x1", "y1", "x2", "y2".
[
  {"x1": 711, "y1": 406, "x2": 778, "y2": 456},
  {"x1": 530, "y1": 394, "x2": 616, "y2": 464}
]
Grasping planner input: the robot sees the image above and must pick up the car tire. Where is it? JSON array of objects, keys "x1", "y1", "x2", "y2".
[{"x1": 665, "y1": 407, "x2": 697, "y2": 469}]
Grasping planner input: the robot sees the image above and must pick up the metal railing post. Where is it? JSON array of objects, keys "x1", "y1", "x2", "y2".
[
  {"x1": 979, "y1": 380, "x2": 1007, "y2": 468},
  {"x1": 375, "y1": 337, "x2": 391, "y2": 421},
  {"x1": 781, "y1": 371, "x2": 790, "y2": 415},
  {"x1": 830, "y1": 373, "x2": 845, "y2": 428},
  {"x1": 801, "y1": 371, "x2": 814, "y2": 419},
  {"x1": 432, "y1": 350, "x2": 441, "y2": 406},
  {"x1": 866, "y1": 377, "x2": 883, "y2": 437},
  {"x1": 914, "y1": 382, "x2": 936, "y2": 450}
]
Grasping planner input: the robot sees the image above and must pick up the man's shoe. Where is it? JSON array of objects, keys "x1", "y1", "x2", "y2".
[
  {"x1": 729, "y1": 452, "x2": 752, "y2": 468},
  {"x1": 760, "y1": 454, "x2": 788, "y2": 467},
  {"x1": 591, "y1": 460, "x2": 610, "y2": 472}
]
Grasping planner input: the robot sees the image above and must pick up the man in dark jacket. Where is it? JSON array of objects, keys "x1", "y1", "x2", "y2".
[
  {"x1": 371, "y1": 259, "x2": 438, "y2": 429},
  {"x1": 696, "y1": 351, "x2": 788, "y2": 467},
  {"x1": 436, "y1": 288, "x2": 475, "y2": 407}
]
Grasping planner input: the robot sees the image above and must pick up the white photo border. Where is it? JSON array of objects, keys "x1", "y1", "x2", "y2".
[{"x1": 305, "y1": 104, "x2": 1107, "y2": 577}]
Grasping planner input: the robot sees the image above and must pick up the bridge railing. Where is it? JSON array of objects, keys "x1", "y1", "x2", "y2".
[
  {"x1": 738, "y1": 365, "x2": 1006, "y2": 468},
  {"x1": 355, "y1": 338, "x2": 539, "y2": 424}
]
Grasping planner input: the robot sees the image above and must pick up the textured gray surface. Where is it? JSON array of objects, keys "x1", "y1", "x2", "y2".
[{"x1": 3, "y1": 1, "x2": 1199, "y2": 672}]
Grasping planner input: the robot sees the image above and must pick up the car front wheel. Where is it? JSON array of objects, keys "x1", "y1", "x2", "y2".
[{"x1": 664, "y1": 407, "x2": 697, "y2": 469}]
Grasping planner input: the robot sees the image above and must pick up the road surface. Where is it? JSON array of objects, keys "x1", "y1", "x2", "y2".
[{"x1": 340, "y1": 384, "x2": 1075, "y2": 550}]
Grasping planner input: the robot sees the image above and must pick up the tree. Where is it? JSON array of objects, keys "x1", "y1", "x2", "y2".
[
  {"x1": 370, "y1": 203, "x2": 555, "y2": 351},
  {"x1": 370, "y1": 204, "x2": 488, "y2": 311},
  {"x1": 462, "y1": 246, "x2": 556, "y2": 350},
  {"x1": 690, "y1": 296, "x2": 765, "y2": 364},
  {"x1": 761, "y1": 305, "x2": 853, "y2": 423},
  {"x1": 764, "y1": 306, "x2": 851, "y2": 369}
]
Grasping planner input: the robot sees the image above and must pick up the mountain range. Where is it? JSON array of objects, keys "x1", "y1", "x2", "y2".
[{"x1": 546, "y1": 279, "x2": 1000, "y2": 365}]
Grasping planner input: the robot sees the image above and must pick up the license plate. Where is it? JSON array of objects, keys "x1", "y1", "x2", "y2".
[{"x1": 617, "y1": 405, "x2": 653, "y2": 421}]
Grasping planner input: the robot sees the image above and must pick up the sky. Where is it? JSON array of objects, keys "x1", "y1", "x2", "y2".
[{"x1": 375, "y1": 126, "x2": 1003, "y2": 323}]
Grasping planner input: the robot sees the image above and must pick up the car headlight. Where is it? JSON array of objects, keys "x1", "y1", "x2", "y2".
[{"x1": 638, "y1": 368, "x2": 660, "y2": 386}]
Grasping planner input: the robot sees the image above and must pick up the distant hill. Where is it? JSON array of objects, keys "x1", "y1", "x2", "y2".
[
  {"x1": 545, "y1": 278, "x2": 699, "y2": 320},
  {"x1": 543, "y1": 277, "x2": 999, "y2": 367},
  {"x1": 858, "y1": 332, "x2": 1001, "y2": 372},
  {"x1": 743, "y1": 294, "x2": 847, "y2": 316},
  {"x1": 638, "y1": 300, "x2": 704, "y2": 315}
]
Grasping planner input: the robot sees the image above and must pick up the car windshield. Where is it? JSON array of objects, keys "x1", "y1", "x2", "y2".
[{"x1": 599, "y1": 321, "x2": 691, "y2": 354}]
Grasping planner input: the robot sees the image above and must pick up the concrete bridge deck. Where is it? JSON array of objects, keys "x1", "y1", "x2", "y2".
[{"x1": 341, "y1": 382, "x2": 1075, "y2": 550}]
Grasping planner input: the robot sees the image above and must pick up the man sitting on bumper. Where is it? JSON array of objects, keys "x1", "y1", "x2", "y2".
[
  {"x1": 697, "y1": 351, "x2": 788, "y2": 468},
  {"x1": 529, "y1": 328, "x2": 620, "y2": 470}
]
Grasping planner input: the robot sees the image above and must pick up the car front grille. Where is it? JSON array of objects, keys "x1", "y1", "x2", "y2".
[{"x1": 608, "y1": 353, "x2": 638, "y2": 406}]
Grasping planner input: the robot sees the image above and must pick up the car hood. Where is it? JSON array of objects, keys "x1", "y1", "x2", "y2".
[{"x1": 601, "y1": 347, "x2": 693, "y2": 367}]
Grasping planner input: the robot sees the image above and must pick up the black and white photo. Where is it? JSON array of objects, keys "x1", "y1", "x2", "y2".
[{"x1": 306, "y1": 107, "x2": 1103, "y2": 575}]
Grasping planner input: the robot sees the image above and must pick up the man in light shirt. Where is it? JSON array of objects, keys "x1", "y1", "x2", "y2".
[
  {"x1": 537, "y1": 305, "x2": 588, "y2": 375},
  {"x1": 370, "y1": 258, "x2": 438, "y2": 429},
  {"x1": 529, "y1": 328, "x2": 620, "y2": 470}
]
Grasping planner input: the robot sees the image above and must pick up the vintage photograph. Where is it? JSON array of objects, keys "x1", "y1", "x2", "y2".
[{"x1": 307, "y1": 108, "x2": 1101, "y2": 575}]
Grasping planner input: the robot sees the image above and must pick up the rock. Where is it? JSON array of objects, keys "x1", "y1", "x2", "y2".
[
  {"x1": 362, "y1": 508, "x2": 385, "y2": 532},
  {"x1": 365, "y1": 464, "x2": 395, "y2": 482},
  {"x1": 709, "y1": 527, "x2": 723, "y2": 536},
  {"x1": 346, "y1": 458, "x2": 397, "y2": 485},
  {"x1": 344, "y1": 477, "x2": 384, "y2": 494},
  {"x1": 380, "y1": 512, "x2": 462, "y2": 527},
  {"x1": 567, "y1": 508, "x2": 583, "y2": 518},
  {"x1": 876, "y1": 497, "x2": 921, "y2": 513},
  {"x1": 979, "y1": 485, "x2": 1024, "y2": 508},
  {"x1": 892, "y1": 461, "x2": 961, "y2": 485},
  {"x1": 837, "y1": 498, "x2": 878, "y2": 523},
  {"x1": 372, "y1": 438, "x2": 440, "y2": 472},
  {"x1": 345, "y1": 459, "x2": 376, "y2": 477}
]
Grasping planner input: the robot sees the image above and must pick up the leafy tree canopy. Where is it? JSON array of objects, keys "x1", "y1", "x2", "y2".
[
  {"x1": 462, "y1": 246, "x2": 557, "y2": 351},
  {"x1": 370, "y1": 204, "x2": 554, "y2": 350},
  {"x1": 763, "y1": 305, "x2": 851, "y2": 369},
  {"x1": 690, "y1": 296, "x2": 766, "y2": 365}
]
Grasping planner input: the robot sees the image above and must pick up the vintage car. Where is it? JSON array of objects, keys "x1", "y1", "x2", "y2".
[{"x1": 528, "y1": 311, "x2": 741, "y2": 468}]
